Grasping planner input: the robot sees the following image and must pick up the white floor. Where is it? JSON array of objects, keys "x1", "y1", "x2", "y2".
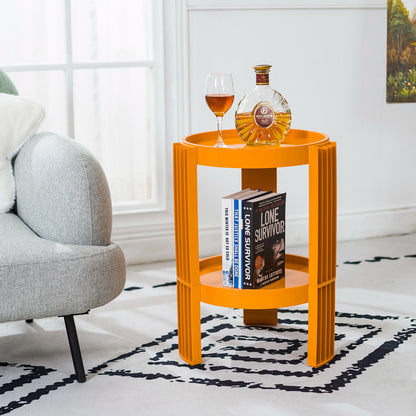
[{"x1": 0, "y1": 233, "x2": 415, "y2": 416}]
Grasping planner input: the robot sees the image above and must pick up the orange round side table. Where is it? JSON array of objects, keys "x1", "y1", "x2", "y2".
[{"x1": 173, "y1": 129, "x2": 337, "y2": 368}]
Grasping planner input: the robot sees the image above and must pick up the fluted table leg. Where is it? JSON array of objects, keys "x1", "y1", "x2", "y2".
[
  {"x1": 308, "y1": 143, "x2": 337, "y2": 367},
  {"x1": 173, "y1": 143, "x2": 201, "y2": 365}
]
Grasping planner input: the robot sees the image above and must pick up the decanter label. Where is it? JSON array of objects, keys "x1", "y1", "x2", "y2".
[
  {"x1": 253, "y1": 102, "x2": 274, "y2": 129},
  {"x1": 256, "y1": 73, "x2": 269, "y2": 85}
]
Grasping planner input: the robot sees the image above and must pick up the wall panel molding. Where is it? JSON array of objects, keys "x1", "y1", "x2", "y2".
[{"x1": 187, "y1": 0, "x2": 386, "y2": 11}]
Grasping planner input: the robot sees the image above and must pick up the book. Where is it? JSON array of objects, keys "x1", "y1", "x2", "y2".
[
  {"x1": 233, "y1": 190, "x2": 272, "y2": 289},
  {"x1": 242, "y1": 192, "x2": 286, "y2": 289},
  {"x1": 221, "y1": 189, "x2": 253, "y2": 286}
]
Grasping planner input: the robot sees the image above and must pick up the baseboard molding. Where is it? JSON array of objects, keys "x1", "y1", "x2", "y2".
[
  {"x1": 115, "y1": 225, "x2": 220, "y2": 266},
  {"x1": 337, "y1": 205, "x2": 416, "y2": 242},
  {"x1": 115, "y1": 205, "x2": 416, "y2": 265},
  {"x1": 285, "y1": 205, "x2": 416, "y2": 248},
  {"x1": 116, "y1": 229, "x2": 175, "y2": 266}
]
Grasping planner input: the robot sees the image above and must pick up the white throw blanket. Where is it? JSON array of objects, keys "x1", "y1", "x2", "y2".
[{"x1": 0, "y1": 93, "x2": 45, "y2": 212}]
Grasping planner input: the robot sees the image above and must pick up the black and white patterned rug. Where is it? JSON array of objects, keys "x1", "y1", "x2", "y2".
[
  {"x1": 94, "y1": 308, "x2": 415, "y2": 393},
  {"x1": 1, "y1": 242, "x2": 415, "y2": 415}
]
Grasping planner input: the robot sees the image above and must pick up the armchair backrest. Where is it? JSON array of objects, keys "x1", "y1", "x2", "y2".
[{"x1": 14, "y1": 132, "x2": 113, "y2": 246}]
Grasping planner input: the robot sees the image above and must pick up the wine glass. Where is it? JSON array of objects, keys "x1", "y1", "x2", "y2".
[{"x1": 205, "y1": 73, "x2": 234, "y2": 148}]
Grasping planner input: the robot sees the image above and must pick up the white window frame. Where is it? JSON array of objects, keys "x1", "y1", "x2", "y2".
[
  {"x1": 2, "y1": 0, "x2": 167, "y2": 212},
  {"x1": 1, "y1": 0, "x2": 183, "y2": 263}
]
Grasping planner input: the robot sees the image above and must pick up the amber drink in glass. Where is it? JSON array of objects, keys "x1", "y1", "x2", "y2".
[{"x1": 205, "y1": 73, "x2": 234, "y2": 147}]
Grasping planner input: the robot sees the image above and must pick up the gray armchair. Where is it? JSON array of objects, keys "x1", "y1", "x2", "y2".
[{"x1": 0, "y1": 72, "x2": 126, "y2": 382}]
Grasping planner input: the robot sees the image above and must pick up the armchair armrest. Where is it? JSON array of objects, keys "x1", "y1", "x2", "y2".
[{"x1": 14, "y1": 132, "x2": 112, "y2": 246}]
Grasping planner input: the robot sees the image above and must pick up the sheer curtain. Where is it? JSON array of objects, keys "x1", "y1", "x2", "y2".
[{"x1": 0, "y1": 0, "x2": 155, "y2": 207}]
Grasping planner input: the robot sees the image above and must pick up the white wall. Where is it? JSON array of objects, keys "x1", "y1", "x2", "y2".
[
  {"x1": 121, "y1": 0, "x2": 416, "y2": 264},
  {"x1": 180, "y1": 0, "x2": 416, "y2": 258}
]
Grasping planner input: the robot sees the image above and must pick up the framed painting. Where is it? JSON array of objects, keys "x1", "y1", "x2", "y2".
[{"x1": 387, "y1": 0, "x2": 416, "y2": 102}]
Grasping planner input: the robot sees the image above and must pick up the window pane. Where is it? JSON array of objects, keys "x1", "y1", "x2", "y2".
[
  {"x1": 73, "y1": 67, "x2": 153, "y2": 204},
  {"x1": 71, "y1": 0, "x2": 152, "y2": 62},
  {"x1": 0, "y1": 0, "x2": 65, "y2": 65},
  {"x1": 6, "y1": 71, "x2": 67, "y2": 136}
]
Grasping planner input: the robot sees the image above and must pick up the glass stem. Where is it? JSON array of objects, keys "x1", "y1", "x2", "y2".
[{"x1": 215, "y1": 116, "x2": 225, "y2": 147}]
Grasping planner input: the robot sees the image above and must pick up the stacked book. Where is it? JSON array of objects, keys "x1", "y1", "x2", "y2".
[{"x1": 222, "y1": 188, "x2": 286, "y2": 289}]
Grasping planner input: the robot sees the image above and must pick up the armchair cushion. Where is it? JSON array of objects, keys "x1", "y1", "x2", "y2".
[
  {"x1": 0, "y1": 93, "x2": 45, "y2": 213},
  {"x1": 0, "y1": 213, "x2": 125, "y2": 323}
]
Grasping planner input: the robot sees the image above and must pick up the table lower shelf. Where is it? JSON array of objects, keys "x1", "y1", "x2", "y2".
[{"x1": 199, "y1": 254, "x2": 309, "y2": 309}]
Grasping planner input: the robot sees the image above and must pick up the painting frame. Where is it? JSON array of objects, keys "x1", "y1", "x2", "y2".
[{"x1": 387, "y1": 0, "x2": 416, "y2": 103}]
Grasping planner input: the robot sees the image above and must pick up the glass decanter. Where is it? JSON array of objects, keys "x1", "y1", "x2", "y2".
[{"x1": 235, "y1": 65, "x2": 291, "y2": 145}]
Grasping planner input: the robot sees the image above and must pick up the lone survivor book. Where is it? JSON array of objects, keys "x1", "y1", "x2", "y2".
[{"x1": 243, "y1": 192, "x2": 286, "y2": 289}]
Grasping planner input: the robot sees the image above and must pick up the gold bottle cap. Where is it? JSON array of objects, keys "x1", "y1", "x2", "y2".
[{"x1": 253, "y1": 64, "x2": 272, "y2": 73}]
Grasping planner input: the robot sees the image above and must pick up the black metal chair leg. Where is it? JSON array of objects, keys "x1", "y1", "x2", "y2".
[{"x1": 63, "y1": 315, "x2": 86, "y2": 383}]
